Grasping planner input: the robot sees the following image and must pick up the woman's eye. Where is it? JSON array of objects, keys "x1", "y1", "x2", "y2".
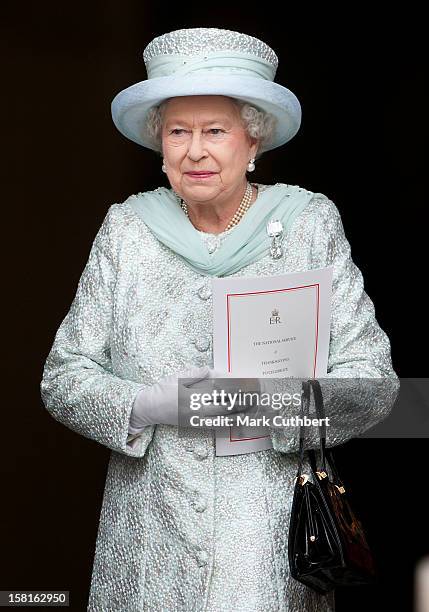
[{"x1": 169, "y1": 129, "x2": 224, "y2": 135}]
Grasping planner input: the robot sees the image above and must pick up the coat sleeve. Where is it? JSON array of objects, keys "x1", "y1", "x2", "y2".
[
  {"x1": 269, "y1": 195, "x2": 400, "y2": 454},
  {"x1": 40, "y1": 204, "x2": 155, "y2": 458}
]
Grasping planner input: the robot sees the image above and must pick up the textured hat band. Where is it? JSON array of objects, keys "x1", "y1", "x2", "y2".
[{"x1": 146, "y1": 50, "x2": 276, "y2": 80}]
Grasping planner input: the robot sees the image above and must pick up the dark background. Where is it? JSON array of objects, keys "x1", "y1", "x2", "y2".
[{"x1": 2, "y1": 2, "x2": 427, "y2": 611}]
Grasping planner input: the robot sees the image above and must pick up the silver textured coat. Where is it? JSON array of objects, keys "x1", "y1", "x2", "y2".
[{"x1": 40, "y1": 183, "x2": 399, "y2": 612}]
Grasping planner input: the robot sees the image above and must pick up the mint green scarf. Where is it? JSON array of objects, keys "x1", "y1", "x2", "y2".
[{"x1": 128, "y1": 183, "x2": 314, "y2": 277}]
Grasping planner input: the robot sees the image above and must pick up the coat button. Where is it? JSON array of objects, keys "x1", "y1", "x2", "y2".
[
  {"x1": 197, "y1": 285, "x2": 212, "y2": 300},
  {"x1": 196, "y1": 550, "x2": 209, "y2": 566},
  {"x1": 193, "y1": 336, "x2": 211, "y2": 352},
  {"x1": 192, "y1": 495, "x2": 207, "y2": 512},
  {"x1": 193, "y1": 445, "x2": 208, "y2": 460}
]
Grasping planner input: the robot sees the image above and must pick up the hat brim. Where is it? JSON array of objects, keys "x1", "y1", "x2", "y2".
[{"x1": 111, "y1": 74, "x2": 301, "y2": 152}]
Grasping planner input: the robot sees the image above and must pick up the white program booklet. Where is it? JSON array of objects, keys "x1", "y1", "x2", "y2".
[{"x1": 212, "y1": 266, "x2": 333, "y2": 456}]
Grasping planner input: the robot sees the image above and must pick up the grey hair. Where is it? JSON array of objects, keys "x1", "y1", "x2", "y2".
[{"x1": 144, "y1": 97, "x2": 277, "y2": 161}]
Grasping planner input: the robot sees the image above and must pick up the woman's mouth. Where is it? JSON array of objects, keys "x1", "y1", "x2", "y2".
[{"x1": 185, "y1": 172, "x2": 217, "y2": 179}]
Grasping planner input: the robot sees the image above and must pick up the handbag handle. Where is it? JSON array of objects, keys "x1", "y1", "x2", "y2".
[
  {"x1": 307, "y1": 380, "x2": 346, "y2": 490},
  {"x1": 296, "y1": 380, "x2": 310, "y2": 478},
  {"x1": 308, "y1": 379, "x2": 328, "y2": 475},
  {"x1": 325, "y1": 447, "x2": 345, "y2": 490},
  {"x1": 296, "y1": 379, "x2": 327, "y2": 480}
]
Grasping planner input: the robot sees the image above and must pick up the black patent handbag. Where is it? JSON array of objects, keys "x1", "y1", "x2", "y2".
[{"x1": 288, "y1": 378, "x2": 378, "y2": 594}]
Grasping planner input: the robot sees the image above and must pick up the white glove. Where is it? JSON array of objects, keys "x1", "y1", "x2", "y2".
[
  {"x1": 204, "y1": 369, "x2": 303, "y2": 417},
  {"x1": 129, "y1": 365, "x2": 240, "y2": 432},
  {"x1": 205, "y1": 367, "x2": 262, "y2": 398}
]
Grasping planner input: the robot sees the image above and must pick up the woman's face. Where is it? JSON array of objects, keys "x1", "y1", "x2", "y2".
[{"x1": 161, "y1": 95, "x2": 259, "y2": 205}]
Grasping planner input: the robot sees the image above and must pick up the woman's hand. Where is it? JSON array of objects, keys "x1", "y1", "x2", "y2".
[
  {"x1": 202, "y1": 368, "x2": 264, "y2": 415},
  {"x1": 128, "y1": 365, "x2": 253, "y2": 432},
  {"x1": 205, "y1": 368, "x2": 261, "y2": 398},
  {"x1": 201, "y1": 369, "x2": 302, "y2": 419},
  {"x1": 187, "y1": 369, "x2": 261, "y2": 417}
]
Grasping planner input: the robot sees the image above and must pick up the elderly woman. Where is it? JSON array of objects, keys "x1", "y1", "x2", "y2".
[{"x1": 40, "y1": 28, "x2": 398, "y2": 612}]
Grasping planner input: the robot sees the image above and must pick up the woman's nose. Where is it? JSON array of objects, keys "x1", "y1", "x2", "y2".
[{"x1": 187, "y1": 131, "x2": 207, "y2": 160}]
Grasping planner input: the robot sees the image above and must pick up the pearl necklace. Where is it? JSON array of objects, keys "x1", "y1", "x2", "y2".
[{"x1": 179, "y1": 182, "x2": 254, "y2": 232}]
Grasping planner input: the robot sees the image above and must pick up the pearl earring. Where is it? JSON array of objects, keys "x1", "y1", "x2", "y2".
[
  {"x1": 162, "y1": 160, "x2": 166, "y2": 173},
  {"x1": 247, "y1": 158, "x2": 256, "y2": 172}
]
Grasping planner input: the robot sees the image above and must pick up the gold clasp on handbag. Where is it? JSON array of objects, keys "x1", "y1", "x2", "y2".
[
  {"x1": 315, "y1": 470, "x2": 328, "y2": 480},
  {"x1": 296, "y1": 474, "x2": 309, "y2": 486},
  {"x1": 335, "y1": 484, "x2": 346, "y2": 494}
]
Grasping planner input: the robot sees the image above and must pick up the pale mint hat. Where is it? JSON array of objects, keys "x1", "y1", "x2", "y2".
[{"x1": 111, "y1": 27, "x2": 302, "y2": 153}]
